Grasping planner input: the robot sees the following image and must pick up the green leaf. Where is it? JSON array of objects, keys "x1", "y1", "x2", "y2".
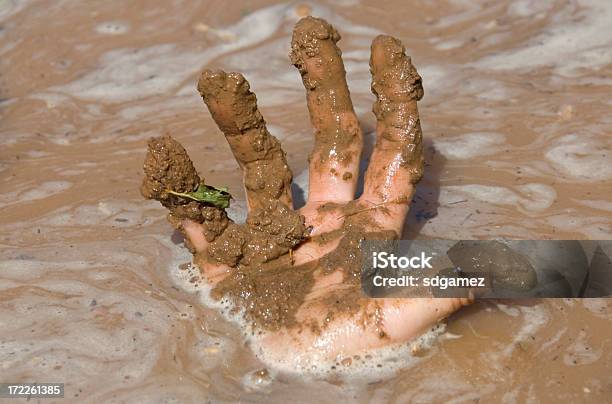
[{"x1": 167, "y1": 182, "x2": 231, "y2": 209}]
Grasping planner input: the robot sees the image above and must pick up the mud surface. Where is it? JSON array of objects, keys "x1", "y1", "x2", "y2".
[
  {"x1": 207, "y1": 200, "x2": 309, "y2": 267},
  {"x1": 2, "y1": 1, "x2": 612, "y2": 402}
]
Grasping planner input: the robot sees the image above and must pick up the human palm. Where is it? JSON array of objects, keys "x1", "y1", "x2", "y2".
[{"x1": 142, "y1": 17, "x2": 471, "y2": 370}]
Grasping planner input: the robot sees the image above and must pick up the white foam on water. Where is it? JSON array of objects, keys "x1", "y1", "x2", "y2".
[
  {"x1": 0, "y1": 33, "x2": 19, "y2": 57},
  {"x1": 504, "y1": 305, "x2": 548, "y2": 358},
  {"x1": 507, "y1": 0, "x2": 554, "y2": 18},
  {"x1": 95, "y1": 21, "x2": 129, "y2": 35},
  {"x1": 582, "y1": 299, "x2": 612, "y2": 321},
  {"x1": 574, "y1": 199, "x2": 612, "y2": 212},
  {"x1": 29, "y1": 92, "x2": 71, "y2": 108},
  {"x1": 398, "y1": 373, "x2": 495, "y2": 402},
  {"x1": 118, "y1": 96, "x2": 195, "y2": 121},
  {"x1": 0, "y1": 180, "x2": 72, "y2": 208},
  {"x1": 0, "y1": 236, "x2": 201, "y2": 394},
  {"x1": 42, "y1": 2, "x2": 382, "y2": 106},
  {"x1": 0, "y1": 259, "x2": 95, "y2": 279},
  {"x1": 241, "y1": 368, "x2": 276, "y2": 392},
  {"x1": 515, "y1": 183, "x2": 558, "y2": 211},
  {"x1": 4, "y1": 0, "x2": 610, "y2": 400},
  {"x1": 563, "y1": 329, "x2": 601, "y2": 366},
  {"x1": 23, "y1": 150, "x2": 52, "y2": 158},
  {"x1": 537, "y1": 326, "x2": 567, "y2": 355},
  {"x1": 476, "y1": 0, "x2": 612, "y2": 76},
  {"x1": 49, "y1": 3, "x2": 289, "y2": 102},
  {"x1": 440, "y1": 183, "x2": 557, "y2": 212},
  {"x1": 462, "y1": 78, "x2": 513, "y2": 101},
  {"x1": 433, "y1": 132, "x2": 506, "y2": 159},
  {"x1": 18, "y1": 180, "x2": 72, "y2": 200},
  {"x1": 33, "y1": 199, "x2": 157, "y2": 227},
  {"x1": 50, "y1": 44, "x2": 212, "y2": 103},
  {"x1": 544, "y1": 133, "x2": 612, "y2": 181},
  {"x1": 342, "y1": 49, "x2": 370, "y2": 61},
  {"x1": 496, "y1": 304, "x2": 520, "y2": 317},
  {"x1": 255, "y1": 323, "x2": 447, "y2": 380},
  {"x1": 545, "y1": 213, "x2": 611, "y2": 239},
  {"x1": 0, "y1": 0, "x2": 29, "y2": 23},
  {"x1": 432, "y1": 1, "x2": 488, "y2": 29},
  {"x1": 434, "y1": 38, "x2": 465, "y2": 51},
  {"x1": 192, "y1": 331, "x2": 238, "y2": 372},
  {"x1": 47, "y1": 2, "x2": 379, "y2": 105},
  {"x1": 477, "y1": 304, "x2": 549, "y2": 374}
]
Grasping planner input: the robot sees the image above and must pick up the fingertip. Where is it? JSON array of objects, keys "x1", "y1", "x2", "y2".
[
  {"x1": 292, "y1": 16, "x2": 340, "y2": 45},
  {"x1": 141, "y1": 135, "x2": 199, "y2": 202},
  {"x1": 290, "y1": 16, "x2": 341, "y2": 73},
  {"x1": 198, "y1": 69, "x2": 222, "y2": 96},
  {"x1": 370, "y1": 35, "x2": 402, "y2": 71},
  {"x1": 369, "y1": 35, "x2": 423, "y2": 103}
]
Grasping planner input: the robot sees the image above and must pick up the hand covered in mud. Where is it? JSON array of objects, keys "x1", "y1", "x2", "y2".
[{"x1": 141, "y1": 17, "x2": 471, "y2": 369}]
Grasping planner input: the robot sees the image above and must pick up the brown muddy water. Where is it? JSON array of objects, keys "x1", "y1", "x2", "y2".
[{"x1": 1, "y1": 0, "x2": 611, "y2": 402}]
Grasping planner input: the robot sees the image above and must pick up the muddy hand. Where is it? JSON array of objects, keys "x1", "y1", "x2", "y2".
[{"x1": 142, "y1": 17, "x2": 471, "y2": 366}]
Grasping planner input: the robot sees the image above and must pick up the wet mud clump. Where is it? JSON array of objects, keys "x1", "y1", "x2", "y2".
[
  {"x1": 211, "y1": 260, "x2": 318, "y2": 331},
  {"x1": 141, "y1": 135, "x2": 200, "y2": 210},
  {"x1": 207, "y1": 201, "x2": 310, "y2": 267},
  {"x1": 141, "y1": 135, "x2": 230, "y2": 242}
]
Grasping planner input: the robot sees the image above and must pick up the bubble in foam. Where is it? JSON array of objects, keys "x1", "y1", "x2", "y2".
[{"x1": 242, "y1": 368, "x2": 275, "y2": 391}]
